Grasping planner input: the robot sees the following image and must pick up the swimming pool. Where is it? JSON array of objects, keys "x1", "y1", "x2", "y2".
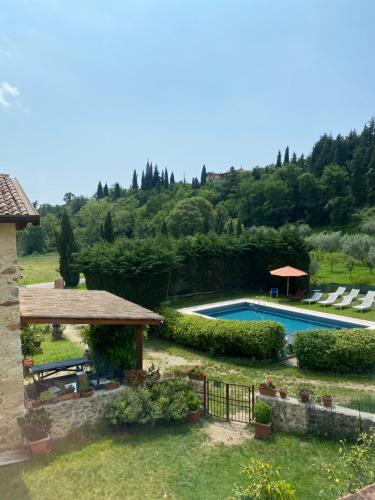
[{"x1": 195, "y1": 301, "x2": 366, "y2": 342}]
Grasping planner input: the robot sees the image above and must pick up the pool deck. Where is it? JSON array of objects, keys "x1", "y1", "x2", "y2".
[{"x1": 178, "y1": 298, "x2": 375, "y2": 329}]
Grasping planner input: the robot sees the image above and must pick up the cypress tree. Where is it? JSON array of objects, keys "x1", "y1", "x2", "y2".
[
  {"x1": 276, "y1": 150, "x2": 282, "y2": 167},
  {"x1": 170, "y1": 172, "x2": 175, "y2": 185},
  {"x1": 236, "y1": 218, "x2": 242, "y2": 236},
  {"x1": 56, "y1": 209, "x2": 80, "y2": 287},
  {"x1": 132, "y1": 170, "x2": 138, "y2": 189},
  {"x1": 113, "y1": 182, "x2": 121, "y2": 200},
  {"x1": 103, "y1": 183, "x2": 109, "y2": 197},
  {"x1": 291, "y1": 152, "x2": 297, "y2": 164},
  {"x1": 298, "y1": 154, "x2": 305, "y2": 169},
  {"x1": 96, "y1": 181, "x2": 104, "y2": 199},
  {"x1": 227, "y1": 219, "x2": 234, "y2": 235},
  {"x1": 141, "y1": 171, "x2": 145, "y2": 190},
  {"x1": 101, "y1": 212, "x2": 114, "y2": 243},
  {"x1": 164, "y1": 168, "x2": 169, "y2": 188},
  {"x1": 201, "y1": 165, "x2": 207, "y2": 185},
  {"x1": 153, "y1": 164, "x2": 161, "y2": 189},
  {"x1": 161, "y1": 170, "x2": 165, "y2": 186},
  {"x1": 283, "y1": 146, "x2": 290, "y2": 165}
]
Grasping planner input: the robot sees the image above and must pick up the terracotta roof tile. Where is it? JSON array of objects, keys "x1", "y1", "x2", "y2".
[{"x1": 0, "y1": 174, "x2": 39, "y2": 222}]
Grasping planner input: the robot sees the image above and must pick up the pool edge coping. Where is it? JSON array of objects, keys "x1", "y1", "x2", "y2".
[{"x1": 178, "y1": 298, "x2": 375, "y2": 329}]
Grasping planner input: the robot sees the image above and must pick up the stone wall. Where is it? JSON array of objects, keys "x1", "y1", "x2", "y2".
[
  {"x1": 44, "y1": 386, "x2": 126, "y2": 439},
  {"x1": 0, "y1": 224, "x2": 24, "y2": 451},
  {"x1": 257, "y1": 394, "x2": 375, "y2": 440}
]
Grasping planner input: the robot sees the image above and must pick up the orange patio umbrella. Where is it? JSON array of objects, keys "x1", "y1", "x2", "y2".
[{"x1": 270, "y1": 266, "x2": 308, "y2": 297}]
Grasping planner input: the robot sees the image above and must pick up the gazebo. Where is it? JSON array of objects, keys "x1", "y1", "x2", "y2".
[{"x1": 19, "y1": 288, "x2": 163, "y2": 370}]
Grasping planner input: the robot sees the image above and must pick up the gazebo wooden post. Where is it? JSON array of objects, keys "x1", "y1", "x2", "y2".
[{"x1": 136, "y1": 324, "x2": 144, "y2": 370}]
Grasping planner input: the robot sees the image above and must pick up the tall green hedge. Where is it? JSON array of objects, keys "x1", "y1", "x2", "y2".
[
  {"x1": 75, "y1": 228, "x2": 309, "y2": 309},
  {"x1": 294, "y1": 328, "x2": 375, "y2": 373},
  {"x1": 159, "y1": 308, "x2": 285, "y2": 359}
]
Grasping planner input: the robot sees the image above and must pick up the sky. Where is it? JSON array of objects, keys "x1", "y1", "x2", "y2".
[{"x1": 1, "y1": 0, "x2": 375, "y2": 205}]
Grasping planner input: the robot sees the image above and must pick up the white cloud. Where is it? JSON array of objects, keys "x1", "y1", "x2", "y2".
[{"x1": 0, "y1": 81, "x2": 20, "y2": 108}]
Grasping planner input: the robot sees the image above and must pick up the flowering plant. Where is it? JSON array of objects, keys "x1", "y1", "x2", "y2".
[
  {"x1": 260, "y1": 378, "x2": 276, "y2": 390},
  {"x1": 190, "y1": 365, "x2": 204, "y2": 375}
]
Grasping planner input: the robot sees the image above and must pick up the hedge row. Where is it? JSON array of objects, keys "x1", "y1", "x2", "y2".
[
  {"x1": 159, "y1": 308, "x2": 285, "y2": 359},
  {"x1": 294, "y1": 328, "x2": 375, "y2": 373}
]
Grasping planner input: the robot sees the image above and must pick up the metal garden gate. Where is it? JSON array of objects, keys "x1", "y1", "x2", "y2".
[{"x1": 204, "y1": 378, "x2": 255, "y2": 423}]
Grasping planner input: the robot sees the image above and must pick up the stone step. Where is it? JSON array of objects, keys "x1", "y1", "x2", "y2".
[{"x1": 0, "y1": 448, "x2": 29, "y2": 468}]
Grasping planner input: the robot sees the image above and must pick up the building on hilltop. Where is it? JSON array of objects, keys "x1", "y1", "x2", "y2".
[{"x1": 206, "y1": 167, "x2": 249, "y2": 183}]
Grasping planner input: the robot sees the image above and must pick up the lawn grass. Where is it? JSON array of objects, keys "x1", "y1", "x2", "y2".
[
  {"x1": 311, "y1": 251, "x2": 375, "y2": 286},
  {"x1": 33, "y1": 335, "x2": 83, "y2": 364},
  {"x1": 18, "y1": 253, "x2": 59, "y2": 285},
  {"x1": 0, "y1": 424, "x2": 349, "y2": 499}
]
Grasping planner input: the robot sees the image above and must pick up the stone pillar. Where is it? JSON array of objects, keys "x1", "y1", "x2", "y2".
[{"x1": 0, "y1": 224, "x2": 24, "y2": 451}]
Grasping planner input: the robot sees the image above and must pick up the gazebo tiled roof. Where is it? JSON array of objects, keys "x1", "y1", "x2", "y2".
[
  {"x1": 0, "y1": 174, "x2": 39, "y2": 227},
  {"x1": 19, "y1": 288, "x2": 164, "y2": 326}
]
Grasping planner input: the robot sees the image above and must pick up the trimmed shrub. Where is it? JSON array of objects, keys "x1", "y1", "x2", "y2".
[
  {"x1": 254, "y1": 401, "x2": 272, "y2": 424},
  {"x1": 105, "y1": 378, "x2": 190, "y2": 426},
  {"x1": 159, "y1": 309, "x2": 285, "y2": 359},
  {"x1": 294, "y1": 328, "x2": 375, "y2": 373}
]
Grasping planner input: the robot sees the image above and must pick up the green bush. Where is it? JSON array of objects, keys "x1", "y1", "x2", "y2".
[
  {"x1": 294, "y1": 328, "x2": 375, "y2": 373},
  {"x1": 159, "y1": 309, "x2": 285, "y2": 359},
  {"x1": 105, "y1": 378, "x2": 191, "y2": 426},
  {"x1": 186, "y1": 391, "x2": 201, "y2": 411},
  {"x1": 254, "y1": 401, "x2": 272, "y2": 424}
]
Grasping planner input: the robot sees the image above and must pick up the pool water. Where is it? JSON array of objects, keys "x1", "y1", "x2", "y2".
[{"x1": 198, "y1": 303, "x2": 363, "y2": 341}]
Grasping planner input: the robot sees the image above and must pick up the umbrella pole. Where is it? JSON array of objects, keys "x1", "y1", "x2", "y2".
[{"x1": 287, "y1": 277, "x2": 289, "y2": 297}]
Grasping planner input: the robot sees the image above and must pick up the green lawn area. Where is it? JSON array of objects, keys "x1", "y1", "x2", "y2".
[
  {"x1": 33, "y1": 335, "x2": 83, "y2": 364},
  {"x1": 311, "y1": 251, "x2": 375, "y2": 286},
  {"x1": 0, "y1": 424, "x2": 350, "y2": 499},
  {"x1": 18, "y1": 253, "x2": 59, "y2": 285}
]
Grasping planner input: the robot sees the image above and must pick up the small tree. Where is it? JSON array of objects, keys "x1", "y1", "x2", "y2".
[
  {"x1": 201, "y1": 165, "x2": 207, "y2": 185},
  {"x1": 56, "y1": 209, "x2": 80, "y2": 287},
  {"x1": 344, "y1": 255, "x2": 355, "y2": 280},
  {"x1": 96, "y1": 181, "x2": 104, "y2": 199},
  {"x1": 236, "y1": 218, "x2": 242, "y2": 236},
  {"x1": 103, "y1": 183, "x2": 109, "y2": 197},
  {"x1": 132, "y1": 170, "x2": 138, "y2": 190}
]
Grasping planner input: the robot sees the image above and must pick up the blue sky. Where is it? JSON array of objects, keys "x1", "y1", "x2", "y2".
[{"x1": 1, "y1": 0, "x2": 375, "y2": 204}]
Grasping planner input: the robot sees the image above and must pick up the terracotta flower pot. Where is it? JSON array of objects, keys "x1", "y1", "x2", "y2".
[
  {"x1": 80, "y1": 390, "x2": 94, "y2": 398},
  {"x1": 279, "y1": 388, "x2": 288, "y2": 399},
  {"x1": 300, "y1": 392, "x2": 310, "y2": 403},
  {"x1": 73, "y1": 392, "x2": 81, "y2": 399},
  {"x1": 105, "y1": 382, "x2": 120, "y2": 391},
  {"x1": 254, "y1": 422, "x2": 271, "y2": 440},
  {"x1": 188, "y1": 372, "x2": 205, "y2": 381},
  {"x1": 27, "y1": 436, "x2": 51, "y2": 456},
  {"x1": 259, "y1": 385, "x2": 277, "y2": 397},
  {"x1": 59, "y1": 393, "x2": 75, "y2": 402},
  {"x1": 187, "y1": 409, "x2": 202, "y2": 424},
  {"x1": 321, "y1": 396, "x2": 333, "y2": 408},
  {"x1": 22, "y1": 359, "x2": 34, "y2": 368},
  {"x1": 24, "y1": 399, "x2": 34, "y2": 409}
]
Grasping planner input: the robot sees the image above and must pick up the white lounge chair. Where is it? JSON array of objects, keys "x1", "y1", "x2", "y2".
[
  {"x1": 333, "y1": 289, "x2": 360, "y2": 309},
  {"x1": 334, "y1": 286, "x2": 346, "y2": 297},
  {"x1": 318, "y1": 293, "x2": 339, "y2": 307},
  {"x1": 352, "y1": 291, "x2": 375, "y2": 312},
  {"x1": 302, "y1": 292, "x2": 322, "y2": 304}
]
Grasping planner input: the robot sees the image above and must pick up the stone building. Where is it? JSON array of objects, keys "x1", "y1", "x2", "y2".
[
  {"x1": 0, "y1": 174, "x2": 39, "y2": 451},
  {"x1": 206, "y1": 167, "x2": 249, "y2": 183}
]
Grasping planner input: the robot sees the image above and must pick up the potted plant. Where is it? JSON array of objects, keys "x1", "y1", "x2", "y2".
[
  {"x1": 321, "y1": 394, "x2": 333, "y2": 408},
  {"x1": 80, "y1": 384, "x2": 94, "y2": 398},
  {"x1": 259, "y1": 379, "x2": 277, "y2": 397},
  {"x1": 124, "y1": 369, "x2": 146, "y2": 386},
  {"x1": 105, "y1": 379, "x2": 121, "y2": 391},
  {"x1": 22, "y1": 358, "x2": 34, "y2": 368},
  {"x1": 188, "y1": 365, "x2": 205, "y2": 381},
  {"x1": 37, "y1": 390, "x2": 56, "y2": 406},
  {"x1": 279, "y1": 387, "x2": 288, "y2": 399},
  {"x1": 253, "y1": 401, "x2": 272, "y2": 440},
  {"x1": 186, "y1": 391, "x2": 202, "y2": 423},
  {"x1": 146, "y1": 364, "x2": 161, "y2": 381},
  {"x1": 17, "y1": 408, "x2": 52, "y2": 456},
  {"x1": 299, "y1": 388, "x2": 310, "y2": 403},
  {"x1": 58, "y1": 384, "x2": 75, "y2": 402}
]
